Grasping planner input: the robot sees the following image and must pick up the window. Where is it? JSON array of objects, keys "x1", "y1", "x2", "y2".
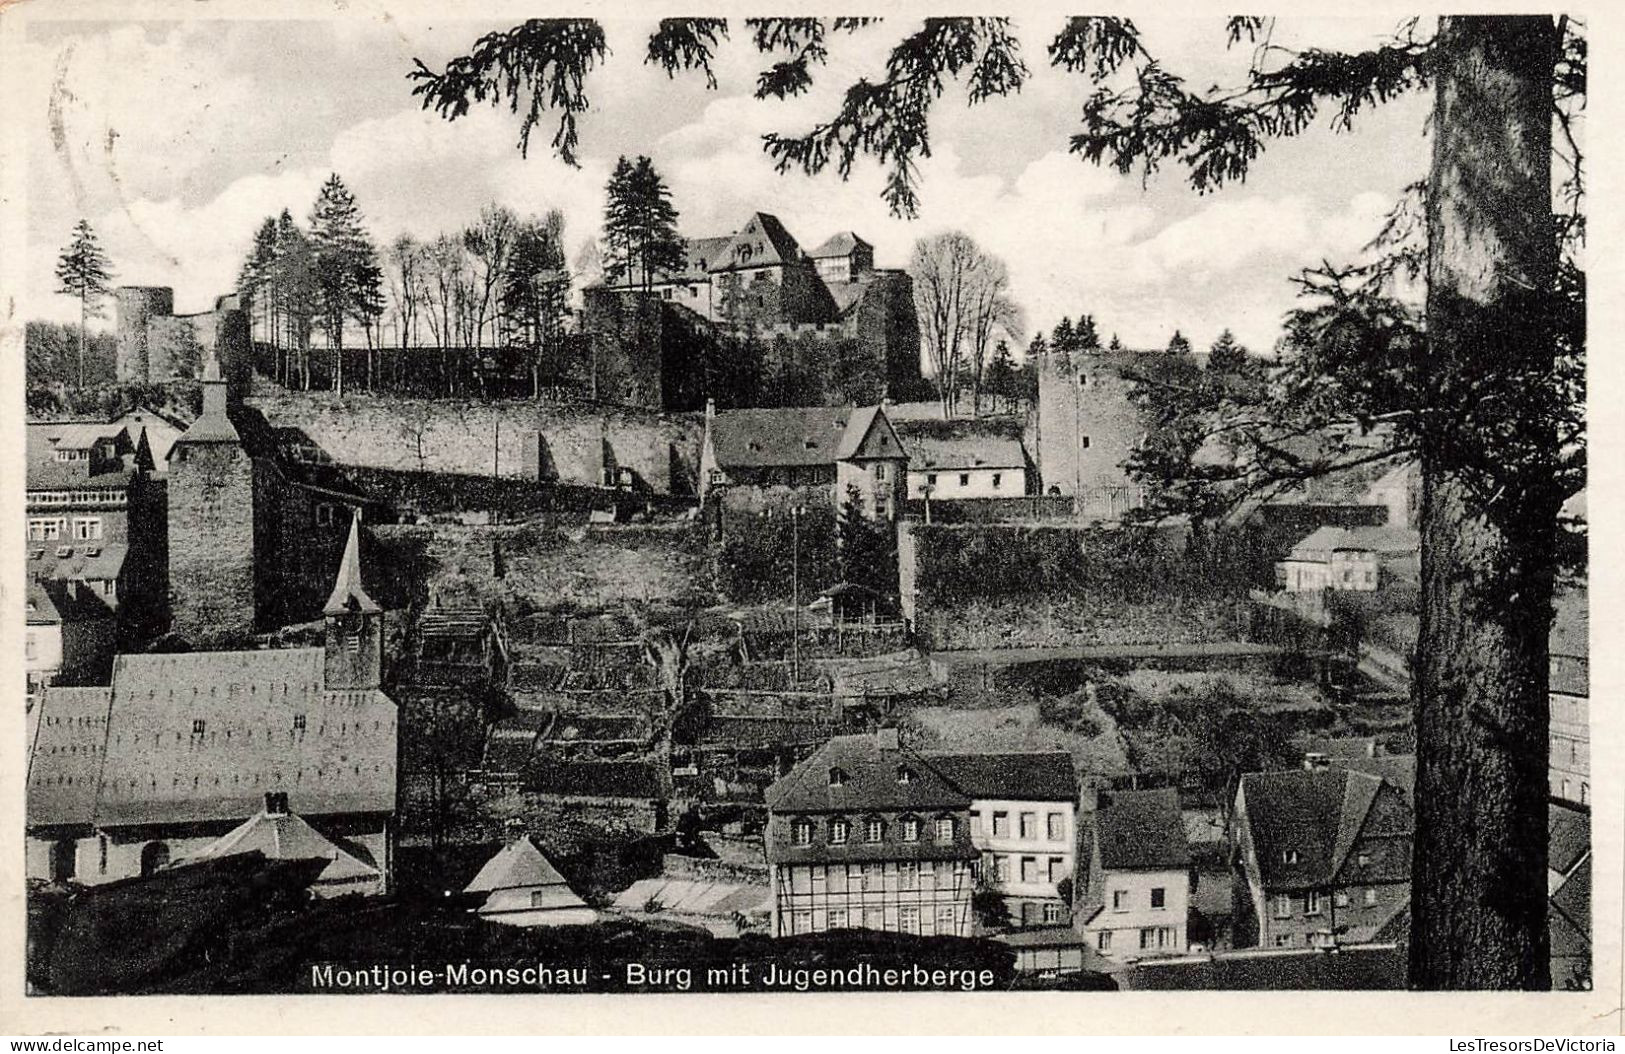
[
  {"x1": 315, "y1": 503, "x2": 337, "y2": 527},
  {"x1": 1274, "y1": 933, "x2": 1294, "y2": 948},
  {"x1": 1080, "y1": 436, "x2": 1091, "y2": 449},
  {"x1": 899, "y1": 906, "x2": 920, "y2": 934},
  {"x1": 830, "y1": 820, "x2": 849, "y2": 845},
  {"x1": 24, "y1": 634, "x2": 37, "y2": 661},
  {"x1": 28, "y1": 519, "x2": 63, "y2": 541},
  {"x1": 992, "y1": 811, "x2": 1009, "y2": 837},
  {"x1": 901, "y1": 818, "x2": 919, "y2": 842},
  {"x1": 1274, "y1": 894, "x2": 1293, "y2": 919},
  {"x1": 1139, "y1": 927, "x2": 1157, "y2": 950},
  {"x1": 708, "y1": 469, "x2": 726, "y2": 485},
  {"x1": 994, "y1": 855, "x2": 1011, "y2": 882},
  {"x1": 1305, "y1": 890, "x2": 1322, "y2": 916},
  {"x1": 992, "y1": 473, "x2": 1002, "y2": 489},
  {"x1": 958, "y1": 473, "x2": 970, "y2": 487},
  {"x1": 970, "y1": 811, "x2": 982, "y2": 835},
  {"x1": 1281, "y1": 849, "x2": 1300, "y2": 865},
  {"x1": 926, "y1": 473, "x2": 938, "y2": 486},
  {"x1": 191, "y1": 719, "x2": 206, "y2": 736},
  {"x1": 1048, "y1": 857, "x2": 1066, "y2": 884},
  {"x1": 293, "y1": 714, "x2": 306, "y2": 731},
  {"x1": 865, "y1": 819, "x2": 884, "y2": 843},
  {"x1": 1151, "y1": 887, "x2": 1166, "y2": 909},
  {"x1": 935, "y1": 817, "x2": 954, "y2": 843},
  {"x1": 1097, "y1": 931, "x2": 1112, "y2": 951},
  {"x1": 792, "y1": 910, "x2": 814, "y2": 935},
  {"x1": 826, "y1": 909, "x2": 847, "y2": 930},
  {"x1": 1047, "y1": 813, "x2": 1065, "y2": 841},
  {"x1": 895, "y1": 765, "x2": 913, "y2": 784},
  {"x1": 1111, "y1": 890, "x2": 1128, "y2": 912},
  {"x1": 72, "y1": 518, "x2": 102, "y2": 540},
  {"x1": 935, "y1": 904, "x2": 958, "y2": 934},
  {"x1": 1021, "y1": 856, "x2": 1038, "y2": 883},
  {"x1": 862, "y1": 863, "x2": 881, "y2": 891},
  {"x1": 899, "y1": 862, "x2": 917, "y2": 889},
  {"x1": 1335, "y1": 891, "x2": 1350, "y2": 908},
  {"x1": 874, "y1": 463, "x2": 889, "y2": 482},
  {"x1": 1043, "y1": 902, "x2": 1063, "y2": 924},
  {"x1": 346, "y1": 631, "x2": 361, "y2": 655},
  {"x1": 828, "y1": 766, "x2": 847, "y2": 787},
  {"x1": 98, "y1": 834, "x2": 108, "y2": 875},
  {"x1": 1363, "y1": 888, "x2": 1377, "y2": 906},
  {"x1": 793, "y1": 821, "x2": 812, "y2": 846},
  {"x1": 1020, "y1": 812, "x2": 1037, "y2": 839},
  {"x1": 1357, "y1": 852, "x2": 1370, "y2": 868}
]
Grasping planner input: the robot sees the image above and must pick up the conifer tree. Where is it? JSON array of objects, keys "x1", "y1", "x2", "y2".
[
  {"x1": 54, "y1": 219, "x2": 113, "y2": 388},
  {"x1": 1207, "y1": 328, "x2": 1247, "y2": 372},
  {"x1": 308, "y1": 173, "x2": 383, "y2": 395},
  {"x1": 602, "y1": 155, "x2": 684, "y2": 291},
  {"x1": 1166, "y1": 329, "x2": 1192, "y2": 356}
]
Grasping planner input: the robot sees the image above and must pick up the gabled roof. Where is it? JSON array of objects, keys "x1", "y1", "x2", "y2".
[
  {"x1": 1549, "y1": 802, "x2": 1591, "y2": 877},
  {"x1": 834, "y1": 404, "x2": 906, "y2": 461},
  {"x1": 172, "y1": 359, "x2": 239, "y2": 446},
  {"x1": 721, "y1": 212, "x2": 802, "y2": 268},
  {"x1": 1237, "y1": 768, "x2": 1411, "y2": 891},
  {"x1": 1286, "y1": 525, "x2": 1420, "y2": 561},
  {"x1": 670, "y1": 235, "x2": 736, "y2": 283},
  {"x1": 1095, "y1": 788, "x2": 1190, "y2": 870},
  {"x1": 707, "y1": 406, "x2": 854, "y2": 469},
  {"x1": 465, "y1": 835, "x2": 581, "y2": 899},
  {"x1": 765, "y1": 733, "x2": 970, "y2": 813},
  {"x1": 809, "y1": 231, "x2": 872, "y2": 259},
  {"x1": 27, "y1": 647, "x2": 397, "y2": 828},
  {"x1": 187, "y1": 808, "x2": 381, "y2": 884},
  {"x1": 25, "y1": 686, "x2": 115, "y2": 825},
  {"x1": 925, "y1": 752, "x2": 1078, "y2": 803}
]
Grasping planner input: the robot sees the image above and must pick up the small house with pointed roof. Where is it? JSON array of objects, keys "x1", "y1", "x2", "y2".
[
  {"x1": 700, "y1": 402, "x2": 908, "y2": 518},
  {"x1": 809, "y1": 231, "x2": 874, "y2": 283},
  {"x1": 764, "y1": 730, "x2": 978, "y2": 938},
  {"x1": 182, "y1": 792, "x2": 384, "y2": 896},
  {"x1": 1230, "y1": 767, "x2": 1412, "y2": 950},
  {"x1": 1077, "y1": 788, "x2": 1192, "y2": 959},
  {"x1": 464, "y1": 834, "x2": 596, "y2": 927},
  {"x1": 1276, "y1": 525, "x2": 1421, "y2": 593}
]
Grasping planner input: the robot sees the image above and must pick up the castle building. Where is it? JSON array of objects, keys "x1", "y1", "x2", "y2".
[
  {"x1": 596, "y1": 212, "x2": 922, "y2": 407},
  {"x1": 1031, "y1": 350, "x2": 1148, "y2": 519},
  {"x1": 24, "y1": 511, "x2": 397, "y2": 891},
  {"x1": 115, "y1": 286, "x2": 250, "y2": 390}
]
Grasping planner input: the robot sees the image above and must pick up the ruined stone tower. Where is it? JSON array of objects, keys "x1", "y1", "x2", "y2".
[
  {"x1": 1032, "y1": 349, "x2": 1147, "y2": 520},
  {"x1": 167, "y1": 350, "x2": 257, "y2": 640}
]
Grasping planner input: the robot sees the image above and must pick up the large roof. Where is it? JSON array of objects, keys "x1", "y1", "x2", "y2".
[
  {"x1": 765, "y1": 733, "x2": 970, "y2": 814},
  {"x1": 186, "y1": 808, "x2": 381, "y2": 884},
  {"x1": 925, "y1": 751, "x2": 1078, "y2": 803},
  {"x1": 897, "y1": 429, "x2": 1027, "y2": 473},
  {"x1": 1237, "y1": 768, "x2": 1410, "y2": 891},
  {"x1": 1287, "y1": 525, "x2": 1420, "y2": 561},
  {"x1": 809, "y1": 231, "x2": 872, "y2": 259},
  {"x1": 1094, "y1": 788, "x2": 1190, "y2": 871},
  {"x1": 27, "y1": 647, "x2": 397, "y2": 828},
  {"x1": 26, "y1": 543, "x2": 129, "y2": 587},
  {"x1": 707, "y1": 406, "x2": 856, "y2": 469},
  {"x1": 720, "y1": 212, "x2": 803, "y2": 268}
]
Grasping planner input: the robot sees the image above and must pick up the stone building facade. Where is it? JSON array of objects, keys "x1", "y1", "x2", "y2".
[{"x1": 1030, "y1": 349, "x2": 1148, "y2": 520}]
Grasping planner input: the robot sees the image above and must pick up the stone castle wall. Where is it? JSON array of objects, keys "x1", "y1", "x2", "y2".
[{"x1": 115, "y1": 287, "x2": 251, "y2": 393}]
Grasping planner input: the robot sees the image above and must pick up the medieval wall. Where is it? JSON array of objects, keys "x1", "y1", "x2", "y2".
[
  {"x1": 247, "y1": 389, "x2": 703, "y2": 496},
  {"x1": 114, "y1": 287, "x2": 251, "y2": 394}
]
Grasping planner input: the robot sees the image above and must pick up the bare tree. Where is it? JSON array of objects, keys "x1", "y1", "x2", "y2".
[
  {"x1": 388, "y1": 234, "x2": 423, "y2": 352},
  {"x1": 910, "y1": 231, "x2": 1016, "y2": 418},
  {"x1": 421, "y1": 233, "x2": 466, "y2": 396},
  {"x1": 463, "y1": 203, "x2": 520, "y2": 349}
]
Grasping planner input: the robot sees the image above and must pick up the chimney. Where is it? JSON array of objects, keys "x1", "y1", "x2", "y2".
[
  {"x1": 705, "y1": 398, "x2": 716, "y2": 421},
  {"x1": 264, "y1": 791, "x2": 289, "y2": 816}
]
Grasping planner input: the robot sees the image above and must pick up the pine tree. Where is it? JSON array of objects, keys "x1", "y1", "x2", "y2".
[
  {"x1": 238, "y1": 217, "x2": 279, "y2": 349},
  {"x1": 1075, "y1": 313, "x2": 1101, "y2": 350},
  {"x1": 602, "y1": 155, "x2": 684, "y2": 292},
  {"x1": 1108, "y1": 333, "x2": 1123, "y2": 353},
  {"x1": 54, "y1": 219, "x2": 113, "y2": 388},
  {"x1": 1166, "y1": 329, "x2": 1192, "y2": 356},
  {"x1": 308, "y1": 173, "x2": 381, "y2": 395},
  {"x1": 1049, "y1": 316, "x2": 1075, "y2": 351},
  {"x1": 1207, "y1": 328, "x2": 1247, "y2": 371}
]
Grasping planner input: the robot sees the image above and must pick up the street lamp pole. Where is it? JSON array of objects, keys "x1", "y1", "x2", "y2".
[{"x1": 792, "y1": 504, "x2": 802, "y2": 686}]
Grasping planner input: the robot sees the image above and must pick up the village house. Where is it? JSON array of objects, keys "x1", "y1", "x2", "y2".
[
  {"x1": 24, "y1": 512, "x2": 398, "y2": 891},
  {"x1": 1275, "y1": 525, "x2": 1420, "y2": 593},
  {"x1": 699, "y1": 402, "x2": 909, "y2": 519},
  {"x1": 925, "y1": 751, "x2": 1079, "y2": 928},
  {"x1": 1229, "y1": 768, "x2": 1413, "y2": 950},
  {"x1": 894, "y1": 419, "x2": 1031, "y2": 501},
  {"x1": 463, "y1": 833, "x2": 597, "y2": 927},
  {"x1": 1077, "y1": 788, "x2": 1192, "y2": 959},
  {"x1": 764, "y1": 730, "x2": 978, "y2": 937},
  {"x1": 25, "y1": 419, "x2": 168, "y2": 652},
  {"x1": 26, "y1": 578, "x2": 116, "y2": 701}
]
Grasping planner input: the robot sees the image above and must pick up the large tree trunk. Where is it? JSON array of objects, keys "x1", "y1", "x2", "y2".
[{"x1": 1411, "y1": 15, "x2": 1560, "y2": 990}]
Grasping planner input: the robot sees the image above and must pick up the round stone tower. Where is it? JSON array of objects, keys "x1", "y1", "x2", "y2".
[{"x1": 114, "y1": 286, "x2": 174, "y2": 384}]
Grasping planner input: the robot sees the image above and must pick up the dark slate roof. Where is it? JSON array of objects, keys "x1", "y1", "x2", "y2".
[
  {"x1": 709, "y1": 406, "x2": 853, "y2": 469},
  {"x1": 669, "y1": 235, "x2": 735, "y2": 282},
  {"x1": 27, "y1": 578, "x2": 115, "y2": 624},
  {"x1": 25, "y1": 687, "x2": 116, "y2": 825},
  {"x1": 522, "y1": 759, "x2": 664, "y2": 799},
  {"x1": 809, "y1": 231, "x2": 872, "y2": 259},
  {"x1": 1549, "y1": 802, "x2": 1591, "y2": 876},
  {"x1": 834, "y1": 405, "x2": 905, "y2": 461},
  {"x1": 723, "y1": 212, "x2": 802, "y2": 267},
  {"x1": 1094, "y1": 788, "x2": 1190, "y2": 871},
  {"x1": 1287, "y1": 526, "x2": 1420, "y2": 561},
  {"x1": 765, "y1": 733, "x2": 970, "y2": 814},
  {"x1": 925, "y1": 752, "x2": 1078, "y2": 803},
  {"x1": 26, "y1": 542, "x2": 130, "y2": 586},
  {"x1": 27, "y1": 648, "x2": 398, "y2": 828},
  {"x1": 900, "y1": 430, "x2": 1027, "y2": 473},
  {"x1": 1237, "y1": 768, "x2": 1412, "y2": 891},
  {"x1": 1551, "y1": 856, "x2": 1591, "y2": 942}
]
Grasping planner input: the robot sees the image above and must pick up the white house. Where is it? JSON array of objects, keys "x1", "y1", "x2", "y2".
[
  {"x1": 896, "y1": 424, "x2": 1029, "y2": 501},
  {"x1": 1276, "y1": 525, "x2": 1420, "y2": 593},
  {"x1": 464, "y1": 834, "x2": 597, "y2": 927},
  {"x1": 1078, "y1": 788, "x2": 1191, "y2": 959}
]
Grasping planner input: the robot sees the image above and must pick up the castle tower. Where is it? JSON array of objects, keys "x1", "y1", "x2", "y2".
[
  {"x1": 167, "y1": 349, "x2": 257, "y2": 640},
  {"x1": 114, "y1": 286, "x2": 174, "y2": 383},
  {"x1": 323, "y1": 510, "x2": 382, "y2": 691},
  {"x1": 1033, "y1": 349, "x2": 1146, "y2": 519}
]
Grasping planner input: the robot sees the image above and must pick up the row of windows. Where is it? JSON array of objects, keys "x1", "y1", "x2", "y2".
[
  {"x1": 1095, "y1": 926, "x2": 1178, "y2": 952},
  {"x1": 787, "y1": 904, "x2": 960, "y2": 936},
  {"x1": 783, "y1": 860, "x2": 970, "y2": 894},
  {"x1": 790, "y1": 815, "x2": 955, "y2": 847},
  {"x1": 1110, "y1": 886, "x2": 1169, "y2": 911},
  {"x1": 28, "y1": 489, "x2": 127, "y2": 506},
  {"x1": 27, "y1": 518, "x2": 104, "y2": 541},
  {"x1": 973, "y1": 809, "x2": 1068, "y2": 843},
  {"x1": 988, "y1": 853, "x2": 1069, "y2": 886},
  {"x1": 1274, "y1": 887, "x2": 1380, "y2": 919},
  {"x1": 923, "y1": 471, "x2": 1005, "y2": 490}
]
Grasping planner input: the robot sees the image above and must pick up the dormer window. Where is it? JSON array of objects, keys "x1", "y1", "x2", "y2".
[
  {"x1": 865, "y1": 818, "x2": 884, "y2": 843},
  {"x1": 793, "y1": 820, "x2": 813, "y2": 846},
  {"x1": 830, "y1": 819, "x2": 850, "y2": 845},
  {"x1": 828, "y1": 766, "x2": 847, "y2": 788},
  {"x1": 895, "y1": 765, "x2": 913, "y2": 785},
  {"x1": 1281, "y1": 849, "x2": 1300, "y2": 865},
  {"x1": 901, "y1": 818, "x2": 919, "y2": 842}
]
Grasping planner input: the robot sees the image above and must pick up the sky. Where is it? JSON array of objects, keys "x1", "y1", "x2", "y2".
[{"x1": 17, "y1": 15, "x2": 1432, "y2": 354}]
